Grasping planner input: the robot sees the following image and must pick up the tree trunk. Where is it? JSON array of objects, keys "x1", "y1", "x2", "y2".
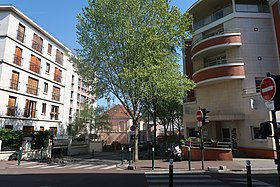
[{"x1": 133, "y1": 120, "x2": 139, "y2": 162}]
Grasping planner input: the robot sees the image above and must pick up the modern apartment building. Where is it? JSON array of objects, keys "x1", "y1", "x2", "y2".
[
  {"x1": 0, "y1": 5, "x2": 91, "y2": 136},
  {"x1": 183, "y1": 0, "x2": 280, "y2": 158}
]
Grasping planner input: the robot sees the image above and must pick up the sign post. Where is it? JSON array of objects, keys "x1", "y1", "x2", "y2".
[
  {"x1": 196, "y1": 109, "x2": 204, "y2": 170},
  {"x1": 261, "y1": 74, "x2": 280, "y2": 186}
]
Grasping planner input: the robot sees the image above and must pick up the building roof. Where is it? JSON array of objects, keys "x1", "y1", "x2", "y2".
[
  {"x1": 106, "y1": 104, "x2": 131, "y2": 119},
  {"x1": 0, "y1": 5, "x2": 71, "y2": 52}
]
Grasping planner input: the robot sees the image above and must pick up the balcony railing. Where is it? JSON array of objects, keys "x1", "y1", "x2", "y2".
[
  {"x1": 6, "y1": 106, "x2": 16, "y2": 116},
  {"x1": 236, "y1": 3, "x2": 269, "y2": 13},
  {"x1": 194, "y1": 58, "x2": 243, "y2": 72},
  {"x1": 16, "y1": 30, "x2": 25, "y2": 43},
  {"x1": 50, "y1": 112, "x2": 59, "y2": 120},
  {"x1": 10, "y1": 79, "x2": 20, "y2": 91},
  {"x1": 193, "y1": 5, "x2": 233, "y2": 30},
  {"x1": 52, "y1": 93, "x2": 61, "y2": 101},
  {"x1": 32, "y1": 40, "x2": 43, "y2": 53},
  {"x1": 26, "y1": 84, "x2": 39, "y2": 96},
  {"x1": 13, "y1": 54, "x2": 23, "y2": 66},
  {"x1": 54, "y1": 74, "x2": 62, "y2": 83},
  {"x1": 23, "y1": 109, "x2": 36, "y2": 118},
  {"x1": 29, "y1": 61, "x2": 41, "y2": 74},
  {"x1": 55, "y1": 56, "x2": 63, "y2": 65}
]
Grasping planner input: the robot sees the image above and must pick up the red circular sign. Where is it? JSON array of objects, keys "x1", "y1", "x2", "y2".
[
  {"x1": 260, "y1": 77, "x2": 276, "y2": 101},
  {"x1": 196, "y1": 110, "x2": 203, "y2": 122}
]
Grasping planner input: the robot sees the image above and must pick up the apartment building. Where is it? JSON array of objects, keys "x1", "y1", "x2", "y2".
[
  {"x1": 0, "y1": 5, "x2": 91, "y2": 136},
  {"x1": 183, "y1": 0, "x2": 280, "y2": 158}
]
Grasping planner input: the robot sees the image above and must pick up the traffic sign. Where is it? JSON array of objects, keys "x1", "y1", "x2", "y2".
[
  {"x1": 196, "y1": 110, "x2": 203, "y2": 122},
  {"x1": 130, "y1": 125, "x2": 136, "y2": 131},
  {"x1": 260, "y1": 77, "x2": 276, "y2": 101}
]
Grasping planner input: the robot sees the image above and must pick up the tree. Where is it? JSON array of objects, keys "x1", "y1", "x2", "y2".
[
  {"x1": 68, "y1": 101, "x2": 112, "y2": 139},
  {"x1": 74, "y1": 0, "x2": 194, "y2": 161}
]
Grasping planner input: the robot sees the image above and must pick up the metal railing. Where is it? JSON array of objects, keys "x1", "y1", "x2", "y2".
[
  {"x1": 54, "y1": 74, "x2": 62, "y2": 83},
  {"x1": 31, "y1": 40, "x2": 43, "y2": 53},
  {"x1": 193, "y1": 58, "x2": 243, "y2": 72},
  {"x1": 52, "y1": 93, "x2": 61, "y2": 101},
  {"x1": 13, "y1": 54, "x2": 23, "y2": 66},
  {"x1": 10, "y1": 79, "x2": 20, "y2": 91},
  {"x1": 23, "y1": 109, "x2": 37, "y2": 118},
  {"x1": 26, "y1": 84, "x2": 39, "y2": 96},
  {"x1": 16, "y1": 30, "x2": 25, "y2": 43},
  {"x1": 55, "y1": 56, "x2": 64, "y2": 65},
  {"x1": 29, "y1": 61, "x2": 41, "y2": 74}
]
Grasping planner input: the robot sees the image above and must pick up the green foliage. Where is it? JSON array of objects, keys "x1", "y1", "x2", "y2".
[
  {"x1": 0, "y1": 128, "x2": 21, "y2": 140},
  {"x1": 69, "y1": 101, "x2": 112, "y2": 138},
  {"x1": 74, "y1": 0, "x2": 194, "y2": 161}
]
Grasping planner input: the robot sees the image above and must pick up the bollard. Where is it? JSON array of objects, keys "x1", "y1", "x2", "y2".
[
  {"x1": 188, "y1": 146, "x2": 191, "y2": 171},
  {"x1": 40, "y1": 147, "x2": 43, "y2": 162},
  {"x1": 246, "y1": 160, "x2": 252, "y2": 187},
  {"x1": 129, "y1": 147, "x2": 132, "y2": 166},
  {"x1": 169, "y1": 158, "x2": 174, "y2": 187},
  {"x1": 152, "y1": 147, "x2": 155, "y2": 170},
  {"x1": 17, "y1": 147, "x2": 22, "y2": 166},
  {"x1": 121, "y1": 147, "x2": 124, "y2": 165}
]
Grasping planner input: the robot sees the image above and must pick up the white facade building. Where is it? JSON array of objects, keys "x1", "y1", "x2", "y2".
[
  {"x1": 0, "y1": 5, "x2": 91, "y2": 136},
  {"x1": 184, "y1": 0, "x2": 280, "y2": 158}
]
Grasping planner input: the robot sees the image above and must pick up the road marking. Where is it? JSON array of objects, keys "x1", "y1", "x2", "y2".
[
  {"x1": 26, "y1": 164, "x2": 48, "y2": 169},
  {"x1": 83, "y1": 164, "x2": 107, "y2": 169},
  {"x1": 100, "y1": 165, "x2": 116, "y2": 170},
  {"x1": 40, "y1": 165, "x2": 59, "y2": 169},
  {"x1": 53, "y1": 164, "x2": 80, "y2": 169},
  {"x1": 70, "y1": 164, "x2": 93, "y2": 169}
]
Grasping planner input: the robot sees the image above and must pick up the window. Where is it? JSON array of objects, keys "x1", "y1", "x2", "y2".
[
  {"x1": 23, "y1": 126, "x2": 34, "y2": 133},
  {"x1": 54, "y1": 67, "x2": 62, "y2": 83},
  {"x1": 47, "y1": 43, "x2": 52, "y2": 55},
  {"x1": 55, "y1": 49, "x2": 63, "y2": 65},
  {"x1": 49, "y1": 127, "x2": 57, "y2": 136},
  {"x1": 17, "y1": 23, "x2": 25, "y2": 43},
  {"x1": 251, "y1": 126, "x2": 266, "y2": 139},
  {"x1": 26, "y1": 77, "x2": 39, "y2": 95},
  {"x1": 32, "y1": 33, "x2": 43, "y2": 53},
  {"x1": 46, "y1": 63, "x2": 50, "y2": 74},
  {"x1": 72, "y1": 75, "x2": 75, "y2": 83},
  {"x1": 69, "y1": 108, "x2": 72, "y2": 115},
  {"x1": 43, "y1": 82, "x2": 48, "y2": 94},
  {"x1": 52, "y1": 86, "x2": 60, "y2": 101},
  {"x1": 188, "y1": 128, "x2": 197, "y2": 137},
  {"x1": 42, "y1": 103, "x2": 46, "y2": 115},
  {"x1": 10, "y1": 71, "x2": 19, "y2": 90},
  {"x1": 70, "y1": 91, "x2": 73, "y2": 99},
  {"x1": 14, "y1": 47, "x2": 23, "y2": 66},
  {"x1": 24, "y1": 99, "x2": 36, "y2": 118},
  {"x1": 30, "y1": 55, "x2": 41, "y2": 74},
  {"x1": 118, "y1": 121, "x2": 125, "y2": 132},
  {"x1": 255, "y1": 77, "x2": 264, "y2": 93},
  {"x1": 7, "y1": 96, "x2": 16, "y2": 116},
  {"x1": 222, "y1": 128, "x2": 230, "y2": 142},
  {"x1": 50, "y1": 105, "x2": 59, "y2": 120}
]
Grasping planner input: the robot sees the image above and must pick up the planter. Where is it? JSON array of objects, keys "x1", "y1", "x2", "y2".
[{"x1": 182, "y1": 145, "x2": 232, "y2": 161}]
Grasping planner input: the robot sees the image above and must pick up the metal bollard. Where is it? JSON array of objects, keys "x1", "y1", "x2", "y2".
[
  {"x1": 129, "y1": 147, "x2": 132, "y2": 166},
  {"x1": 40, "y1": 147, "x2": 43, "y2": 162},
  {"x1": 246, "y1": 160, "x2": 252, "y2": 187},
  {"x1": 152, "y1": 147, "x2": 155, "y2": 170},
  {"x1": 17, "y1": 147, "x2": 22, "y2": 166},
  {"x1": 169, "y1": 158, "x2": 174, "y2": 187},
  {"x1": 188, "y1": 146, "x2": 191, "y2": 171},
  {"x1": 121, "y1": 147, "x2": 124, "y2": 165}
]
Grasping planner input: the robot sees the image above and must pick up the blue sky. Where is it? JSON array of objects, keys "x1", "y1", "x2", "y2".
[
  {"x1": 1, "y1": 0, "x2": 197, "y2": 51},
  {"x1": 1, "y1": 0, "x2": 197, "y2": 106}
]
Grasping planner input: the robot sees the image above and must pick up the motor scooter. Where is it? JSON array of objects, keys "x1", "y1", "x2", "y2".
[{"x1": 165, "y1": 145, "x2": 182, "y2": 161}]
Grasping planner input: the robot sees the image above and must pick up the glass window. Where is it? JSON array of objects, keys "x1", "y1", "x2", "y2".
[
  {"x1": 46, "y1": 63, "x2": 50, "y2": 74},
  {"x1": 42, "y1": 103, "x2": 46, "y2": 115},
  {"x1": 47, "y1": 43, "x2": 52, "y2": 55},
  {"x1": 44, "y1": 82, "x2": 48, "y2": 94}
]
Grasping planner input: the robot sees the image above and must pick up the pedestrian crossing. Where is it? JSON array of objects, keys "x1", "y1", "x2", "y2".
[
  {"x1": 9, "y1": 161, "x2": 119, "y2": 171},
  {"x1": 145, "y1": 172, "x2": 275, "y2": 187}
]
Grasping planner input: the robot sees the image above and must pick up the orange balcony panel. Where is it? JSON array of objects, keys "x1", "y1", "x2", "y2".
[
  {"x1": 191, "y1": 34, "x2": 241, "y2": 59},
  {"x1": 193, "y1": 65, "x2": 245, "y2": 85}
]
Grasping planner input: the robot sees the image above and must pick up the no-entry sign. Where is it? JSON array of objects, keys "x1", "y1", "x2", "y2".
[
  {"x1": 260, "y1": 77, "x2": 276, "y2": 101},
  {"x1": 196, "y1": 110, "x2": 203, "y2": 122}
]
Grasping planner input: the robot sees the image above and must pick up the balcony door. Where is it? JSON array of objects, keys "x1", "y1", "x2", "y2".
[
  {"x1": 24, "y1": 99, "x2": 36, "y2": 118},
  {"x1": 7, "y1": 96, "x2": 16, "y2": 116}
]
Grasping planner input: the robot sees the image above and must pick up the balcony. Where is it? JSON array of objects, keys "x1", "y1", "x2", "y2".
[
  {"x1": 55, "y1": 56, "x2": 63, "y2": 66},
  {"x1": 32, "y1": 40, "x2": 43, "y2": 53},
  {"x1": 13, "y1": 54, "x2": 23, "y2": 66},
  {"x1": 192, "y1": 58, "x2": 245, "y2": 86},
  {"x1": 16, "y1": 30, "x2": 25, "y2": 43},
  {"x1": 23, "y1": 109, "x2": 36, "y2": 118},
  {"x1": 29, "y1": 62, "x2": 41, "y2": 74},
  {"x1": 26, "y1": 84, "x2": 39, "y2": 96},
  {"x1": 54, "y1": 74, "x2": 62, "y2": 83},
  {"x1": 191, "y1": 32, "x2": 242, "y2": 60},
  {"x1": 10, "y1": 79, "x2": 20, "y2": 91},
  {"x1": 6, "y1": 106, "x2": 16, "y2": 116},
  {"x1": 52, "y1": 93, "x2": 60, "y2": 101}
]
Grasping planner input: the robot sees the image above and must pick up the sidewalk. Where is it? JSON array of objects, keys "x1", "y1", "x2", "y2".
[{"x1": 118, "y1": 158, "x2": 278, "y2": 173}]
